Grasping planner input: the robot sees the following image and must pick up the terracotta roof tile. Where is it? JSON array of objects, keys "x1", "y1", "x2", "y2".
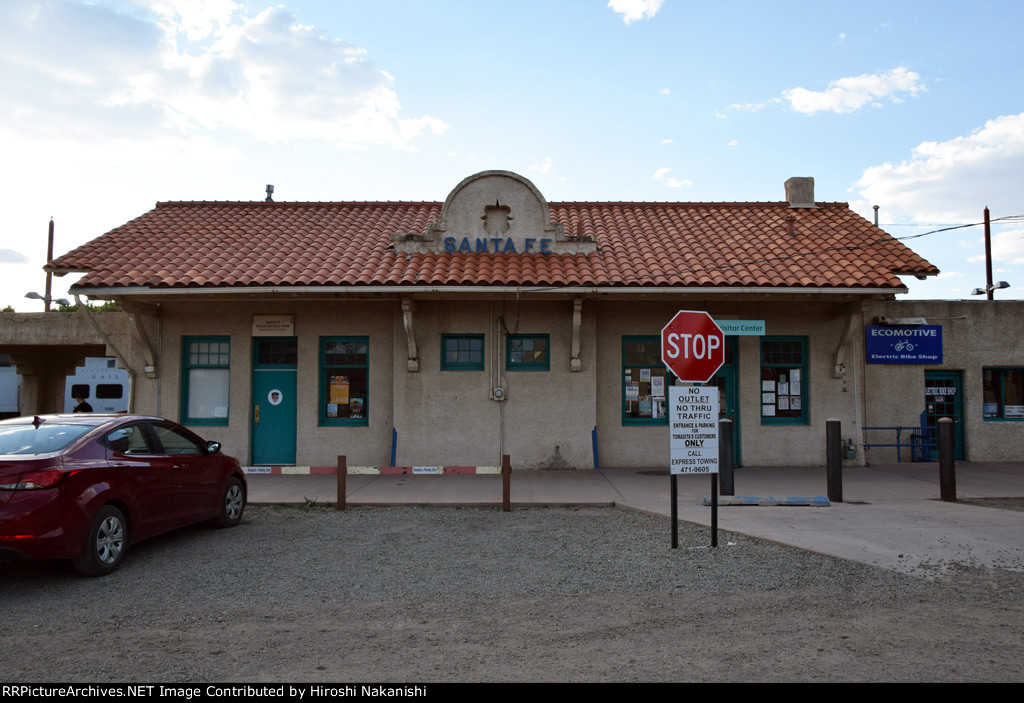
[{"x1": 49, "y1": 200, "x2": 937, "y2": 292}]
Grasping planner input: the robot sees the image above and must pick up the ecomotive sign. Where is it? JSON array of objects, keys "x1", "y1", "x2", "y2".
[{"x1": 865, "y1": 324, "x2": 943, "y2": 364}]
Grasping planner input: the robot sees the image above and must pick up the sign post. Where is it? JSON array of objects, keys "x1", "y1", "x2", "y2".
[{"x1": 662, "y1": 311, "x2": 725, "y2": 549}]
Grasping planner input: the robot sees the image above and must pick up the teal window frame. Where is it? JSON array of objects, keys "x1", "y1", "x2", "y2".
[
  {"x1": 180, "y1": 336, "x2": 230, "y2": 426},
  {"x1": 442, "y1": 334, "x2": 485, "y2": 371},
  {"x1": 253, "y1": 337, "x2": 298, "y2": 368},
  {"x1": 760, "y1": 336, "x2": 808, "y2": 425},
  {"x1": 319, "y1": 337, "x2": 369, "y2": 427},
  {"x1": 506, "y1": 334, "x2": 550, "y2": 371},
  {"x1": 622, "y1": 336, "x2": 673, "y2": 426},
  {"x1": 983, "y1": 367, "x2": 1024, "y2": 421}
]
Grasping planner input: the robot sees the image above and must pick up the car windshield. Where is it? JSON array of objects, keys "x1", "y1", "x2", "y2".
[{"x1": 0, "y1": 424, "x2": 95, "y2": 455}]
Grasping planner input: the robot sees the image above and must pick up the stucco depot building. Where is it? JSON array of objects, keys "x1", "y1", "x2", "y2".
[{"x1": 41, "y1": 170, "x2": 1024, "y2": 470}]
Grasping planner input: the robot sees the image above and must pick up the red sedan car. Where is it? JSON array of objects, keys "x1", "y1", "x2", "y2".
[{"x1": 0, "y1": 414, "x2": 246, "y2": 576}]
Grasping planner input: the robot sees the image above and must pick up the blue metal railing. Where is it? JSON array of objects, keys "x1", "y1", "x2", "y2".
[{"x1": 863, "y1": 425, "x2": 935, "y2": 462}]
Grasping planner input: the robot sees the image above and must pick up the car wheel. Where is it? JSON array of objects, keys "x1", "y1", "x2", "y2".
[
  {"x1": 216, "y1": 477, "x2": 245, "y2": 528},
  {"x1": 72, "y1": 505, "x2": 128, "y2": 577}
]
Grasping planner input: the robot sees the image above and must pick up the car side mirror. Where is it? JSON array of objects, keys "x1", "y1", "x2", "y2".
[{"x1": 205, "y1": 441, "x2": 221, "y2": 455}]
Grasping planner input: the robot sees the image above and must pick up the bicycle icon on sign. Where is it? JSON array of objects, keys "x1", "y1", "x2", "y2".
[{"x1": 894, "y1": 340, "x2": 915, "y2": 352}]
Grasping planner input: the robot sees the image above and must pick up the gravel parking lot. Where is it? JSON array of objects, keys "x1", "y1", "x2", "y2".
[{"x1": 2, "y1": 504, "x2": 1023, "y2": 682}]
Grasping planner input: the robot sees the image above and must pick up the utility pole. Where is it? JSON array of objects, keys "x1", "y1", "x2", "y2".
[
  {"x1": 45, "y1": 218, "x2": 54, "y2": 312},
  {"x1": 983, "y1": 207, "x2": 993, "y2": 301}
]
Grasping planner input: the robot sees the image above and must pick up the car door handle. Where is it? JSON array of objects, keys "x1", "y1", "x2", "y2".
[{"x1": 254, "y1": 404, "x2": 260, "y2": 426}]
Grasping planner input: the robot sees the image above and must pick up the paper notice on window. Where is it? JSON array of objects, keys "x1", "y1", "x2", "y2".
[
  {"x1": 762, "y1": 392, "x2": 775, "y2": 404},
  {"x1": 762, "y1": 404, "x2": 776, "y2": 416},
  {"x1": 329, "y1": 375, "x2": 350, "y2": 404},
  {"x1": 762, "y1": 380, "x2": 775, "y2": 392},
  {"x1": 652, "y1": 376, "x2": 665, "y2": 397}
]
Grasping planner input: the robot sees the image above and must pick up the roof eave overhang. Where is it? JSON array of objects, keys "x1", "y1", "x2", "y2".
[{"x1": 72, "y1": 284, "x2": 909, "y2": 297}]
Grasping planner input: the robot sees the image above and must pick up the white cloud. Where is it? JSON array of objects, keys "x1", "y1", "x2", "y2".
[
  {"x1": 783, "y1": 67, "x2": 924, "y2": 114},
  {"x1": 966, "y1": 230, "x2": 1024, "y2": 265},
  {"x1": 608, "y1": 0, "x2": 665, "y2": 24},
  {"x1": 530, "y1": 157, "x2": 554, "y2": 175},
  {"x1": 659, "y1": 87, "x2": 670, "y2": 95},
  {"x1": 936, "y1": 271, "x2": 965, "y2": 279},
  {"x1": 730, "y1": 67, "x2": 924, "y2": 116},
  {"x1": 0, "y1": 249, "x2": 29, "y2": 264},
  {"x1": 0, "y1": 0, "x2": 447, "y2": 150},
  {"x1": 660, "y1": 138, "x2": 673, "y2": 145},
  {"x1": 727, "y1": 139, "x2": 739, "y2": 147},
  {"x1": 729, "y1": 98, "x2": 782, "y2": 113},
  {"x1": 653, "y1": 167, "x2": 691, "y2": 188},
  {"x1": 854, "y1": 113, "x2": 1024, "y2": 222}
]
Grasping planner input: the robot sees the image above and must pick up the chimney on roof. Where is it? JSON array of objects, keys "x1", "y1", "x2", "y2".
[
  {"x1": 265, "y1": 184, "x2": 274, "y2": 202},
  {"x1": 784, "y1": 177, "x2": 817, "y2": 209}
]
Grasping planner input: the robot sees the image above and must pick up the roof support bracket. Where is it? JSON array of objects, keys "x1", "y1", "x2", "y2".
[
  {"x1": 570, "y1": 296, "x2": 583, "y2": 372},
  {"x1": 122, "y1": 301, "x2": 160, "y2": 380},
  {"x1": 402, "y1": 296, "x2": 419, "y2": 372},
  {"x1": 832, "y1": 303, "x2": 856, "y2": 378}
]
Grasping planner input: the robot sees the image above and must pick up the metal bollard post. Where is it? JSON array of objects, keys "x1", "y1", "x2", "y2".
[
  {"x1": 938, "y1": 418, "x2": 957, "y2": 502},
  {"x1": 719, "y1": 418, "x2": 734, "y2": 496},
  {"x1": 826, "y1": 419, "x2": 843, "y2": 503},
  {"x1": 336, "y1": 455, "x2": 347, "y2": 510}
]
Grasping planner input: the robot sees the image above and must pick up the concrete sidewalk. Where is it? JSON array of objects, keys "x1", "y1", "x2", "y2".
[{"x1": 245, "y1": 462, "x2": 1024, "y2": 578}]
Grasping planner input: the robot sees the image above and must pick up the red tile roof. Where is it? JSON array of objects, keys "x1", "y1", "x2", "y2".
[{"x1": 49, "y1": 200, "x2": 936, "y2": 291}]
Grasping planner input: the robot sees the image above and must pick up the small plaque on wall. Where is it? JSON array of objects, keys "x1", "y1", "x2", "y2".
[{"x1": 252, "y1": 315, "x2": 294, "y2": 336}]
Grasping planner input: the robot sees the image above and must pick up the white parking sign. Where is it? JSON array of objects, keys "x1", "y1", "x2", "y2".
[{"x1": 669, "y1": 386, "x2": 720, "y2": 474}]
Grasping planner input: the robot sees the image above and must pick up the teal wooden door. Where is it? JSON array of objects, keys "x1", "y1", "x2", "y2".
[
  {"x1": 251, "y1": 338, "x2": 297, "y2": 465},
  {"x1": 924, "y1": 370, "x2": 964, "y2": 460}
]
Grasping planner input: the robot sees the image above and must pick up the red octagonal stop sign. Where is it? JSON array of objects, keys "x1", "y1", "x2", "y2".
[{"x1": 661, "y1": 310, "x2": 725, "y2": 383}]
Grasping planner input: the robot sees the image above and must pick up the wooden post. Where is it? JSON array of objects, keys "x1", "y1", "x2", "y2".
[
  {"x1": 938, "y1": 418, "x2": 957, "y2": 502},
  {"x1": 336, "y1": 455, "x2": 347, "y2": 510},
  {"x1": 502, "y1": 454, "x2": 511, "y2": 512},
  {"x1": 718, "y1": 418, "x2": 734, "y2": 496},
  {"x1": 826, "y1": 419, "x2": 843, "y2": 503}
]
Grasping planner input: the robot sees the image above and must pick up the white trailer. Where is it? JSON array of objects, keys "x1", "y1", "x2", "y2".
[
  {"x1": 63, "y1": 357, "x2": 131, "y2": 413},
  {"x1": 0, "y1": 362, "x2": 19, "y2": 418}
]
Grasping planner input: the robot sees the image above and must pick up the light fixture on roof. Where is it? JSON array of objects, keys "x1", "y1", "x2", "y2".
[
  {"x1": 265, "y1": 184, "x2": 274, "y2": 202},
  {"x1": 971, "y1": 281, "x2": 1010, "y2": 297}
]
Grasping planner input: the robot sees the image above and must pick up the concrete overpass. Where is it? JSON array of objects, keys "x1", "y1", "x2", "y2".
[{"x1": 0, "y1": 310, "x2": 140, "y2": 415}]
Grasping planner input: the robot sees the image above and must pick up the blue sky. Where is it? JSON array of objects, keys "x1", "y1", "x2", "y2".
[{"x1": 2, "y1": 0, "x2": 1023, "y2": 309}]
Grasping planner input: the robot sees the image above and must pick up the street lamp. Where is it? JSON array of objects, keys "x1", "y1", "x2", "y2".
[
  {"x1": 24, "y1": 291, "x2": 71, "y2": 310},
  {"x1": 971, "y1": 281, "x2": 1011, "y2": 297}
]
